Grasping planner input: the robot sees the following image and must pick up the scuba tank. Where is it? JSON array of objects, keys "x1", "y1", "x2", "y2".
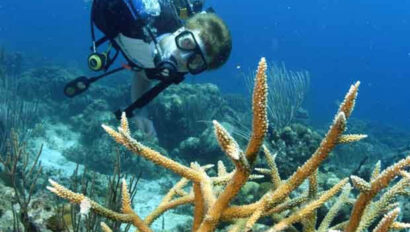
[
  {"x1": 124, "y1": 0, "x2": 161, "y2": 21},
  {"x1": 139, "y1": 0, "x2": 161, "y2": 17}
]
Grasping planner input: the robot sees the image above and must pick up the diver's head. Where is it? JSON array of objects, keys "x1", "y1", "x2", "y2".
[
  {"x1": 185, "y1": 12, "x2": 232, "y2": 70},
  {"x1": 156, "y1": 12, "x2": 231, "y2": 76}
]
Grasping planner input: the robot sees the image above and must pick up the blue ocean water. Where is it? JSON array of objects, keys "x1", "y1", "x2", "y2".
[
  {"x1": 0, "y1": 0, "x2": 409, "y2": 128},
  {"x1": 1, "y1": 1, "x2": 410, "y2": 230}
]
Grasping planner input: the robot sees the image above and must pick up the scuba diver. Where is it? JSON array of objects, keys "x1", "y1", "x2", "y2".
[{"x1": 64, "y1": 0, "x2": 232, "y2": 138}]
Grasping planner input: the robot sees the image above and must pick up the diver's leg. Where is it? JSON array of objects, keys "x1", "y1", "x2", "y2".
[
  {"x1": 131, "y1": 70, "x2": 153, "y2": 116},
  {"x1": 131, "y1": 71, "x2": 157, "y2": 139}
]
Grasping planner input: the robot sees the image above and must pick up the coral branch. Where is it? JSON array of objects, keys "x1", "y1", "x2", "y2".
[
  {"x1": 337, "y1": 134, "x2": 367, "y2": 144},
  {"x1": 47, "y1": 179, "x2": 152, "y2": 232},
  {"x1": 351, "y1": 175, "x2": 371, "y2": 192},
  {"x1": 372, "y1": 208, "x2": 400, "y2": 232},
  {"x1": 243, "y1": 80, "x2": 360, "y2": 230},
  {"x1": 100, "y1": 222, "x2": 113, "y2": 232},
  {"x1": 245, "y1": 111, "x2": 347, "y2": 231},
  {"x1": 197, "y1": 57, "x2": 268, "y2": 232},
  {"x1": 144, "y1": 178, "x2": 192, "y2": 225},
  {"x1": 262, "y1": 145, "x2": 282, "y2": 189},
  {"x1": 120, "y1": 111, "x2": 131, "y2": 136},
  {"x1": 371, "y1": 160, "x2": 382, "y2": 181},
  {"x1": 303, "y1": 170, "x2": 318, "y2": 232},
  {"x1": 346, "y1": 156, "x2": 410, "y2": 232},
  {"x1": 103, "y1": 123, "x2": 203, "y2": 183},
  {"x1": 318, "y1": 184, "x2": 352, "y2": 232},
  {"x1": 213, "y1": 120, "x2": 241, "y2": 161},
  {"x1": 391, "y1": 222, "x2": 410, "y2": 230},
  {"x1": 121, "y1": 179, "x2": 134, "y2": 214},
  {"x1": 269, "y1": 178, "x2": 348, "y2": 232},
  {"x1": 337, "y1": 81, "x2": 360, "y2": 118},
  {"x1": 245, "y1": 57, "x2": 269, "y2": 163},
  {"x1": 356, "y1": 168, "x2": 410, "y2": 231}
]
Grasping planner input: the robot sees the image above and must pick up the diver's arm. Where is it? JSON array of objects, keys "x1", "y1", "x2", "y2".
[{"x1": 131, "y1": 70, "x2": 153, "y2": 116}]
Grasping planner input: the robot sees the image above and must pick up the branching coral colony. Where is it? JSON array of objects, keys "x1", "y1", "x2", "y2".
[{"x1": 47, "y1": 58, "x2": 410, "y2": 232}]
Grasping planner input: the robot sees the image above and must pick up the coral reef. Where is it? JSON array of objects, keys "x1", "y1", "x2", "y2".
[
  {"x1": 63, "y1": 98, "x2": 169, "y2": 177},
  {"x1": 47, "y1": 58, "x2": 409, "y2": 231},
  {"x1": 16, "y1": 66, "x2": 130, "y2": 121},
  {"x1": 147, "y1": 83, "x2": 233, "y2": 150},
  {"x1": 13, "y1": 65, "x2": 241, "y2": 174},
  {"x1": 0, "y1": 181, "x2": 56, "y2": 231},
  {"x1": 265, "y1": 123, "x2": 322, "y2": 177},
  {"x1": 0, "y1": 131, "x2": 53, "y2": 231},
  {"x1": 170, "y1": 121, "x2": 233, "y2": 165}
]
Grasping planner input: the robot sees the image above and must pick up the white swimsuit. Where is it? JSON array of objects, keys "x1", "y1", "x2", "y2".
[{"x1": 114, "y1": 33, "x2": 156, "y2": 68}]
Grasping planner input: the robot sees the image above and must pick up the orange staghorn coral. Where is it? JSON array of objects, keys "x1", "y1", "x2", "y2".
[{"x1": 47, "y1": 58, "x2": 409, "y2": 232}]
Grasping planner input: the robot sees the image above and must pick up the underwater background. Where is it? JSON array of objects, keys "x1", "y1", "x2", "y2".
[{"x1": 0, "y1": 0, "x2": 409, "y2": 231}]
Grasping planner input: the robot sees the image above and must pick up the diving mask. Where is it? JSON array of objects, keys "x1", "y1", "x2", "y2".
[
  {"x1": 155, "y1": 29, "x2": 208, "y2": 78},
  {"x1": 174, "y1": 30, "x2": 208, "y2": 74}
]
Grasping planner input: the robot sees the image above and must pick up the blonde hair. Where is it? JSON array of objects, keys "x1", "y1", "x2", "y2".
[{"x1": 185, "y1": 13, "x2": 232, "y2": 70}]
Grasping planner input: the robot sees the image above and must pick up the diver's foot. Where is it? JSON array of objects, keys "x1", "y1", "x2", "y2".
[{"x1": 134, "y1": 116, "x2": 157, "y2": 141}]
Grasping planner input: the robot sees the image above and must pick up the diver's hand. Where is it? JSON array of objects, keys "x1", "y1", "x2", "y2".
[{"x1": 134, "y1": 116, "x2": 157, "y2": 141}]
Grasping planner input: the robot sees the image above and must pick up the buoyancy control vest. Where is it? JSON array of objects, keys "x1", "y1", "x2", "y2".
[{"x1": 92, "y1": 0, "x2": 182, "y2": 49}]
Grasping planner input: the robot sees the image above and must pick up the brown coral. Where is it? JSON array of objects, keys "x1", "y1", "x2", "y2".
[{"x1": 47, "y1": 58, "x2": 409, "y2": 232}]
